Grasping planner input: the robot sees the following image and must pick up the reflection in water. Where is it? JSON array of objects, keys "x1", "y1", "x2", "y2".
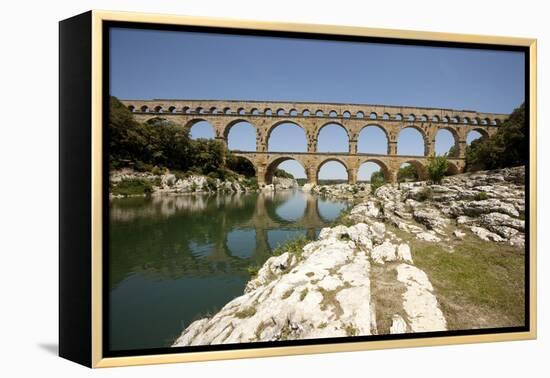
[{"x1": 109, "y1": 190, "x2": 349, "y2": 351}]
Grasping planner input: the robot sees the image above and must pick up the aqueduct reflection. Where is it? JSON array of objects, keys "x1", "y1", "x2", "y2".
[{"x1": 109, "y1": 191, "x2": 348, "y2": 286}]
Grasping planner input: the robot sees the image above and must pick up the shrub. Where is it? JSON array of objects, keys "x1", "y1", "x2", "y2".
[
  {"x1": 111, "y1": 178, "x2": 153, "y2": 196},
  {"x1": 273, "y1": 235, "x2": 310, "y2": 258},
  {"x1": 427, "y1": 155, "x2": 449, "y2": 184},
  {"x1": 370, "y1": 171, "x2": 385, "y2": 194}
]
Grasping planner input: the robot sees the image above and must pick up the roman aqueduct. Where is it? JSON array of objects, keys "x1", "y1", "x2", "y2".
[{"x1": 120, "y1": 99, "x2": 508, "y2": 186}]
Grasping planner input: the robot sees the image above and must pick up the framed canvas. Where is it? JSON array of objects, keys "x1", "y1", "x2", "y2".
[{"x1": 59, "y1": 10, "x2": 537, "y2": 368}]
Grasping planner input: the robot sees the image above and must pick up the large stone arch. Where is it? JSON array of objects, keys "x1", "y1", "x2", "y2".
[
  {"x1": 184, "y1": 118, "x2": 218, "y2": 138},
  {"x1": 357, "y1": 123, "x2": 390, "y2": 154},
  {"x1": 264, "y1": 156, "x2": 308, "y2": 185},
  {"x1": 467, "y1": 127, "x2": 490, "y2": 140},
  {"x1": 223, "y1": 119, "x2": 258, "y2": 151},
  {"x1": 266, "y1": 120, "x2": 308, "y2": 151},
  {"x1": 316, "y1": 158, "x2": 350, "y2": 183},
  {"x1": 316, "y1": 121, "x2": 351, "y2": 152},
  {"x1": 434, "y1": 126, "x2": 460, "y2": 157},
  {"x1": 357, "y1": 158, "x2": 391, "y2": 182},
  {"x1": 397, "y1": 125, "x2": 429, "y2": 156},
  {"x1": 401, "y1": 159, "x2": 428, "y2": 180}
]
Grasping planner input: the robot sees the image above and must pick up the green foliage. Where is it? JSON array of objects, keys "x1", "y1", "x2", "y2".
[
  {"x1": 226, "y1": 155, "x2": 256, "y2": 177},
  {"x1": 427, "y1": 155, "x2": 449, "y2": 184},
  {"x1": 370, "y1": 170, "x2": 385, "y2": 194},
  {"x1": 466, "y1": 103, "x2": 526, "y2": 171},
  {"x1": 397, "y1": 164, "x2": 419, "y2": 182},
  {"x1": 274, "y1": 168, "x2": 294, "y2": 179},
  {"x1": 272, "y1": 235, "x2": 310, "y2": 258},
  {"x1": 109, "y1": 96, "x2": 227, "y2": 175},
  {"x1": 246, "y1": 264, "x2": 260, "y2": 278},
  {"x1": 474, "y1": 191, "x2": 488, "y2": 201},
  {"x1": 111, "y1": 178, "x2": 153, "y2": 196}
]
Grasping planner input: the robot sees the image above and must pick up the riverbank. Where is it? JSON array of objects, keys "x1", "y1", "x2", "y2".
[{"x1": 172, "y1": 166, "x2": 525, "y2": 345}]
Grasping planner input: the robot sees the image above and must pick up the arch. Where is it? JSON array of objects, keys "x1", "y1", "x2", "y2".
[
  {"x1": 329, "y1": 110, "x2": 338, "y2": 118},
  {"x1": 225, "y1": 120, "x2": 257, "y2": 151},
  {"x1": 435, "y1": 127, "x2": 459, "y2": 157},
  {"x1": 289, "y1": 109, "x2": 298, "y2": 117},
  {"x1": 357, "y1": 159, "x2": 391, "y2": 182},
  {"x1": 224, "y1": 107, "x2": 232, "y2": 115},
  {"x1": 168, "y1": 106, "x2": 177, "y2": 113},
  {"x1": 407, "y1": 114, "x2": 416, "y2": 121},
  {"x1": 462, "y1": 117, "x2": 470, "y2": 124},
  {"x1": 251, "y1": 108, "x2": 259, "y2": 115},
  {"x1": 490, "y1": 119, "x2": 497, "y2": 125},
  {"x1": 267, "y1": 121, "x2": 307, "y2": 152},
  {"x1": 356, "y1": 111, "x2": 365, "y2": 119},
  {"x1": 494, "y1": 118, "x2": 502, "y2": 125},
  {"x1": 451, "y1": 116, "x2": 459, "y2": 123},
  {"x1": 154, "y1": 106, "x2": 163, "y2": 113},
  {"x1": 315, "y1": 110, "x2": 324, "y2": 117},
  {"x1": 196, "y1": 107, "x2": 205, "y2": 114},
  {"x1": 357, "y1": 124, "x2": 389, "y2": 155},
  {"x1": 302, "y1": 109, "x2": 311, "y2": 117},
  {"x1": 188, "y1": 119, "x2": 215, "y2": 140},
  {"x1": 183, "y1": 106, "x2": 191, "y2": 114},
  {"x1": 467, "y1": 128, "x2": 489, "y2": 145},
  {"x1": 226, "y1": 155, "x2": 256, "y2": 178},
  {"x1": 265, "y1": 157, "x2": 307, "y2": 185},
  {"x1": 432, "y1": 115, "x2": 440, "y2": 122},
  {"x1": 127, "y1": 105, "x2": 135, "y2": 112},
  {"x1": 369, "y1": 112, "x2": 377, "y2": 120},
  {"x1": 442, "y1": 116, "x2": 449, "y2": 123},
  {"x1": 472, "y1": 117, "x2": 480, "y2": 125},
  {"x1": 382, "y1": 112, "x2": 390, "y2": 120},
  {"x1": 394, "y1": 113, "x2": 403, "y2": 121},
  {"x1": 481, "y1": 118, "x2": 490, "y2": 125},
  {"x1": 343, "y1": 111, "x2": 351, "y2": 118},
  {"x1": 276, "y1": 108, "x2": 286, "y2": 116},
  {"x1": 238, "y1": 108, "x2": 246, "y2": 115},
  {"x1": 420, "y1": 114, "x2": 428, "y2": 122},
  {"x1": 397, "y1": 126, "x2": 427, "y2": 156},
  {"x1": 317, "y1": 122, "x2": 350, "y2": 153},
  {"x1": 316, "y1": 158, "x2": 349, "y2": 184},
  {"x1": 140, "y1": 105, "x2": 149, "y2": 113},
  {"x1": 265, "y1": 108, "x2": 273, "y2": 116},
  {"x1": 210, "y1": 106, "x2": 219, "y2": 114},
  {"x1": 399, "y1": 160, "x2": 427, "y2": 181}
]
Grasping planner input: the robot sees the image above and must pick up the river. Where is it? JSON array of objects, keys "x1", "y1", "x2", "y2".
[{"x1": 108, "y1": 190, "x2": 350, "y2": 351}]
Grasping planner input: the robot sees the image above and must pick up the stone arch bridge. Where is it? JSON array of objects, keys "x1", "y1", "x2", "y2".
[{"x1": 121, "y1": 99, "x2": 508, "y2": 186}]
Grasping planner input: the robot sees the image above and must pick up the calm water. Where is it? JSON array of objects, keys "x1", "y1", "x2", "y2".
[{"x1": 109, "y1": 190, "x2": 350, "y2": 351}]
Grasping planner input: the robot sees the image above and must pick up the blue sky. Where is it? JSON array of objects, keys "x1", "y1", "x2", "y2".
[{"x1": 110, "y1": 28, "x2": 524, "y2": 180}]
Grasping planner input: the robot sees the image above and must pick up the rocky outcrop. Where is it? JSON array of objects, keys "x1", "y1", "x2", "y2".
[
  {"x1": 272, "y1": 177, "x2": 298, "y2": 190},
  {"x1": 110, "y1": 168, "x2": 256, "y2": 197},
  {"x1": 173, "y1": 219, "x2": 446, "y2": 346},
  {"x1": 350, "y1": 166, "x2": 525, "y2": 246}
]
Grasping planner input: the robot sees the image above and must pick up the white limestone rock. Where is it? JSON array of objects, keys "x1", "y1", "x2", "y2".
[
  {"x1": 395, "y1": 264, "x2": 447, "y2": 332},
  {"x1": 397, "y1": 243, "x2": 413, "y2": 263},
  {"x1": 389, "y1": 314, "x2": 408, "y2": 334},
  {"x1": 470, "y1": 226, "x2": 504, "y2": 242},
  {"x1": 371, "y1": 241, "x2": 397, "y2": 264}
]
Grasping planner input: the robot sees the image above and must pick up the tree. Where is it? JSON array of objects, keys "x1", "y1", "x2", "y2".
[
  {"x1": 465, "y1": 103, "x2": 526, "y2": 171},
  {"x1": 274, "y1": 168, "x2": 294, "y2": 179},
  {"x1": 427, "y1": 155, "x2": 449, "y2": 184},
  {"x1": 370, "y1": 170, "x2": 385, "y2": 194},
  {"x1": 397, "y1": 164, "x2": 419, "y2": 182}
]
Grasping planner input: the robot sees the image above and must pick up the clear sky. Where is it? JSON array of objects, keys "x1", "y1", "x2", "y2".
[{"x1": 110, "y1": 28, "x2": 524, "y2": 180}]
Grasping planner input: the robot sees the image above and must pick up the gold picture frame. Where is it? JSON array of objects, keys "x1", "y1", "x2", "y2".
[{"x1": 59, "y1": 9, "x2": 537, "y2": 368}]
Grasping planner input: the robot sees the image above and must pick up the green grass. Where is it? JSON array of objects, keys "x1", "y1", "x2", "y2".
[
  {"x1": 234, "y1": 306, "x2": 257, "y2": 319},
  {"x1": 111, "y1": 178, "x2": 153, "y2": 196},
  {"x1": 390, "y1": 224, "x2": 525, "y2": 330},
  {"x1": 272, "y1": 235, "x2": 310, "y2": 258}
]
